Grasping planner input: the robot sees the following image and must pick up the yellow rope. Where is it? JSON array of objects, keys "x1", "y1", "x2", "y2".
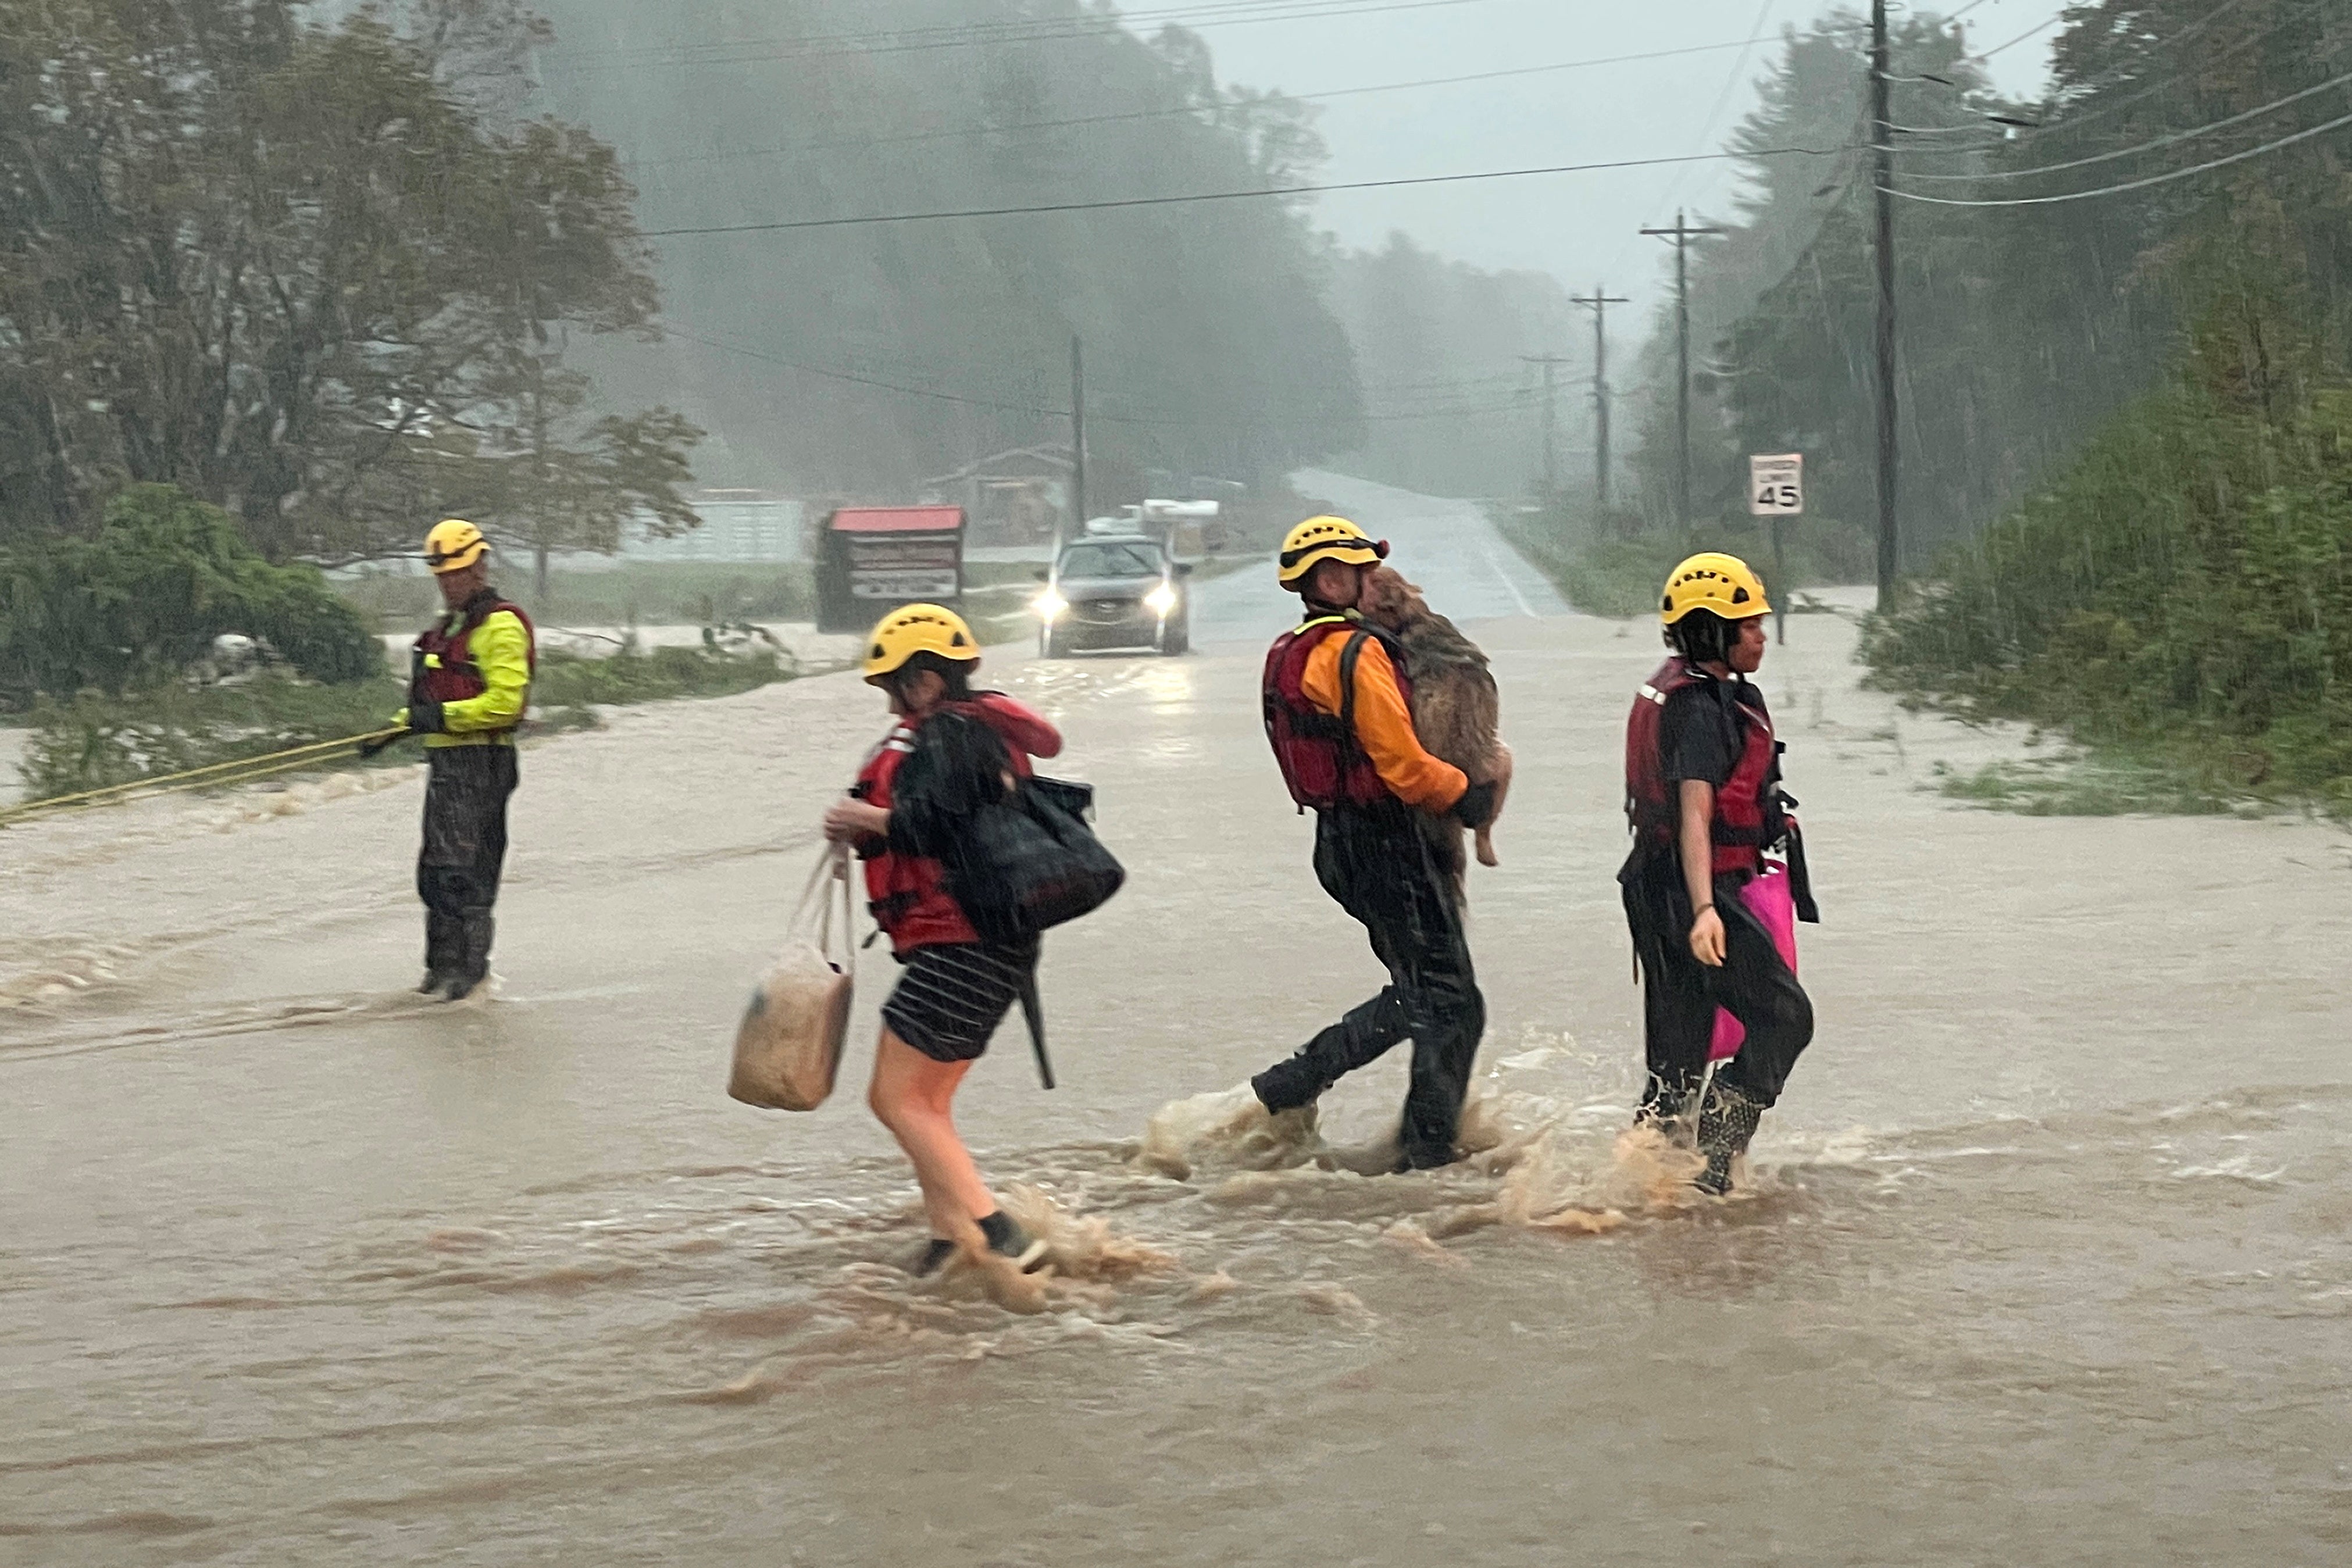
[
  {"x1": 38, "y1": 728, "x2": 402, "y2": 805},
  {"x1": 0, "y1": 726, "x2": 409, "y2": 826}
]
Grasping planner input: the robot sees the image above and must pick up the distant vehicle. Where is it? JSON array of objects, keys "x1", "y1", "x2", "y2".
[
  {"x1": 1101, "y1": 498, "x2": 1222, "y2": 556},
  {"x1": 1033, "y1": 533, "x2": 1190, "y2": 658},
  {"x1": 815, "y1": 505, "x2": 965, "y2": 633}
]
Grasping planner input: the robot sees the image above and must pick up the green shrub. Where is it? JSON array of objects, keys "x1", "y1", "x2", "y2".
[
  {"x1": 18, "y1": 635, "x2": 805, "y2": 801},
  {"x1": 533, "y1": 638, "x2": 794, "y2": 709},
  {"x1": 1494, "y1": 509, "x2": 1875, "y2": 619},
  {"x1": 22, "y1": 674, "x2": 408, "y2": 799},
  {"x1": 0, "y1": 484, "x2": 381, "y2": 706},
  {"x1": 336, "y1": 560, "x2": 819, "y2": 630},
  {"x1": 1864, "y1": 381, "x2": 2352, "y2": 808}
]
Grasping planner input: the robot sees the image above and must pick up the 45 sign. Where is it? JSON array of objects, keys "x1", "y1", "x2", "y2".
[{"x1": 1748, "y1": 453, "x2": 1803, "y2": 515}]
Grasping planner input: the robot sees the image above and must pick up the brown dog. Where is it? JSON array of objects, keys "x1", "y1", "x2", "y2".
[{"x1": 1357, "y1": 565, "x2": 1512, "y2": 896}]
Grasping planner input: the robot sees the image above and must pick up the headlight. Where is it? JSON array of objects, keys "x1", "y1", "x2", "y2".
[
  {"x1": 1144, "y1": 584, "x2": 1178, "y2": 616},
  {"x1": 1033, "y1": 589, "x2": 1066, "y2": 622}
]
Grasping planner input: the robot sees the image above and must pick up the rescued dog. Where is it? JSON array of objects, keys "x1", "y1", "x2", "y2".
[{"x1": 1356, "y1": 565, "x2": 1512, "y2": 896}]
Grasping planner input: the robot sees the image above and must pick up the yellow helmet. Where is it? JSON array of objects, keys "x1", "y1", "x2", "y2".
[
  {"x1": 1276, "y1": 515, "x2": 1386, "y2": 588},
  {"x1": 862, "y1": 602, "x2": 981, "y2": 679},
  {"x1": 423, "y1": 518, "x2": 489, "y2": 574},
  {"x1": 1659, "y1": 551, "x2": 1771, "y2": 624}
]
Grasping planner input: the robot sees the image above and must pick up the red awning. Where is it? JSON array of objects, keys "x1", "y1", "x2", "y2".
[{"x1": 829, "y1": 506, "x2": 965, "y2": 534}]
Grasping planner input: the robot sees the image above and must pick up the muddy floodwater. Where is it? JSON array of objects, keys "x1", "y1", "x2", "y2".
[{"x1": 6, "y1": 498, "x2": 2352, "y2": 1565}]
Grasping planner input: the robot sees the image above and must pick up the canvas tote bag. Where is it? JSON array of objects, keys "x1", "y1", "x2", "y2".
[{"x1": 727, "y1": 845, "x2": 856, "y2": 1110}]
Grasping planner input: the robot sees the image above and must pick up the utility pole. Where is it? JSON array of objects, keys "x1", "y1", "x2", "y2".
[
  {"x1": 1068, "y1": 334, "x2": 1087, "y2": 549},
  {"x1": 1568, "y1": 285, "x2": 1629, "y2": 513},
  {"x1": 1640, "y1": 209, "x2": 1724, "y2": 528},
  {"x1": 1870, "y1": 0, "x2": 1900, "y2": 605},
  {"x1": 1518, "y1": 353, "x2": 1572, "y2": 502}
]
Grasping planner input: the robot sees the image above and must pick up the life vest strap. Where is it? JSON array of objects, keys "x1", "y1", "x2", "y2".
[{"x1": 1335, "y1": 629, "x2": 1370, "y2": 753}]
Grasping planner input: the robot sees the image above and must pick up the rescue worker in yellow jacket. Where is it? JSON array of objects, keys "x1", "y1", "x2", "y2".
[
  {"x1": 397, "y1": 520, "x2": 537, "y2": 999},
  {"x1": 1254, "y1": 516, "x2": 1497, "y2": 1169}
]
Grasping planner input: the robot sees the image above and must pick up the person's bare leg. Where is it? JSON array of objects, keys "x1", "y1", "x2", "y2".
[
  {"x1": 908, "y1": 1167, "x2": 952, "y2": 1238},
  {"x1": 868, "y1": 1030, "x2": 995, "y2": 1237}
]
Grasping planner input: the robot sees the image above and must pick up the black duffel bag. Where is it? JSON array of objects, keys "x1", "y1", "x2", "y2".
[{"x1": 941, "y1": 774, "x2": 1124, "y2": 948}]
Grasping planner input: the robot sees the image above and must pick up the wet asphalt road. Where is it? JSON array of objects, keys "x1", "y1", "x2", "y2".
[{"x1": 1186, "y1": 469, "x2": 1566, "y2": 646}]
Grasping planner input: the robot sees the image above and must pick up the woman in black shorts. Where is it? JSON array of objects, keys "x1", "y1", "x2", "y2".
[{"x1": 822, "y1": 605, "x2": 1065, "y2": 1274}]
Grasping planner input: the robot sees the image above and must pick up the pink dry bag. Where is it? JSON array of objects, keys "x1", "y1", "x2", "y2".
[{"x1": 1708, "y1": 862, "x2": 1798, "y2": 1062}]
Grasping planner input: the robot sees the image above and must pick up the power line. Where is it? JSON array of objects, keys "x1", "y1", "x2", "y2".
[
  {"x1": 1627, "y1": 0, "x2": 1781, "y2": 240},
  {"x1": 620, "y1": 35, "x2": 1780, "y2": 174},
  {"x1": 1973, "y1": 13, "x2": 2060, "y2": 61},
  {"x1": 1900, "y1": 0, "x2": 2310, "y2": 160},
  {"x1": 1881, "y1": 105, "x2": 2352, "y2": 205},
  {"x1": 1359, "y1": 368, "x2": 1527, "y2": 391},
  {"x1": 661, "y1": 324, "x2": 1069, "y2": 417},
  {"x1": 638, "y1": 142, "x2": 1855, "y2": 238},
  {"x1": 1897, "y1": 65, "x2": 2352, "y2": 183},
  {"x1": 663, "y1": 322, "x2": 1527, "y2": 428},
  {"x1": 1887, "y1": 119, "x2": 2004, "y2": 135},
  {"x1": 1358, "y1": 395, "x2": 1543, "y2": 421}
]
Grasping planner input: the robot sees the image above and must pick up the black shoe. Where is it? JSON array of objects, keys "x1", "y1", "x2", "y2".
[
  {"x1": 1633, "y1": 1092, "x2": 1693, "y2": 1136},
  {"x1": 1694, "y1": 1083, "x2": 1765, "y2": 1196},
  {"x1": 977, "y1": 1211, "x2": 1048, "y2": 1273},
  {"x1": 1251, "y1": 1055, "x2": 1329, "y2": 1115},
  {"x1": 444, "y1": 913, "x2": 493, "y2": 1000},
  {"x1": 911, "y1": 1238, "x2": 956, "y2": 1278},
  {"x1": 993, "y1": 1226, "x2": 1049, "y2": 1272},
  {"x1": 417, "y1": 970, "x2": 449, "y2": 995}
]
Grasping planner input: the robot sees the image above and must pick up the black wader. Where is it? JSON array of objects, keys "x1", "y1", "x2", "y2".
[
  {"x1": 419, "y1": 746, "x2": 519, "y2": 990},
  {"x1": 1255, "y1": 803, "x2": 1486, "y2": 1167},
  {"x1": 1621, "y1": 864, "x2": 1812, "y2": 1119}
]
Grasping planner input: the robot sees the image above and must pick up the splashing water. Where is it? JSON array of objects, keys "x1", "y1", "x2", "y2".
[{"x1": 1134, "y1": 1084, "x2": 1325, "y2": 1179}]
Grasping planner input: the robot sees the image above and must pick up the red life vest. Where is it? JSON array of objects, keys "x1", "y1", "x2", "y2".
[
  {"x1": 1624, "y1": 656, "x2": 1781, "y2": 877},
  {"x1": 854, "y1": 694, "x2": 1053, "y2": 953},
  {"x1": 1262, "y1": 615, "x2": 1409, "y2": 811},
  {"x1": 412, "y1": 592, "x2": 537, "y2": 716}
]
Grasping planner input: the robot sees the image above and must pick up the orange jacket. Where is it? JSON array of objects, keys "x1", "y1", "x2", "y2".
[{"x1": 1298, "y1": 632, "x2": 1467, "y2": 813}]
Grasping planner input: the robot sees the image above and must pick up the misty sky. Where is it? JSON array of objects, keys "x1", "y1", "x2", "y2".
[{"x1": 1203, "y1": 0, "x2": 2071, "y2": 331}]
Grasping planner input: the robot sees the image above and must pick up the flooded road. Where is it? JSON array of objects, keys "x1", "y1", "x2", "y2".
[
  {"x1": 1188, "y1": 469, "x2": 1566, "y2": 645},
  {"x1": 6, "y1": 497, "x2": 2352, "y2": 1564}
]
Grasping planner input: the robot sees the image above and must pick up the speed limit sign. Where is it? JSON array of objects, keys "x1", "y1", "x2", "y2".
[{"x1": 1748, "y1": 453, "x2": 1803, "y2": 515}]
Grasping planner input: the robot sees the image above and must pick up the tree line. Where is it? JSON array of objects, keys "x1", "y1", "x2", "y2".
[
  {"x1": 526, "y1": 0, "x2": 1373, "y2": 508},
  {"x1": 1660, "y1": 0, "x2": 2352, "y2": 802},
  {"x1": 0, "y1": 0, "x2": 700, "y2": 574},
  {"x1": 1625, "y1": 0, "x2": 2352, "y2": 565}
]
